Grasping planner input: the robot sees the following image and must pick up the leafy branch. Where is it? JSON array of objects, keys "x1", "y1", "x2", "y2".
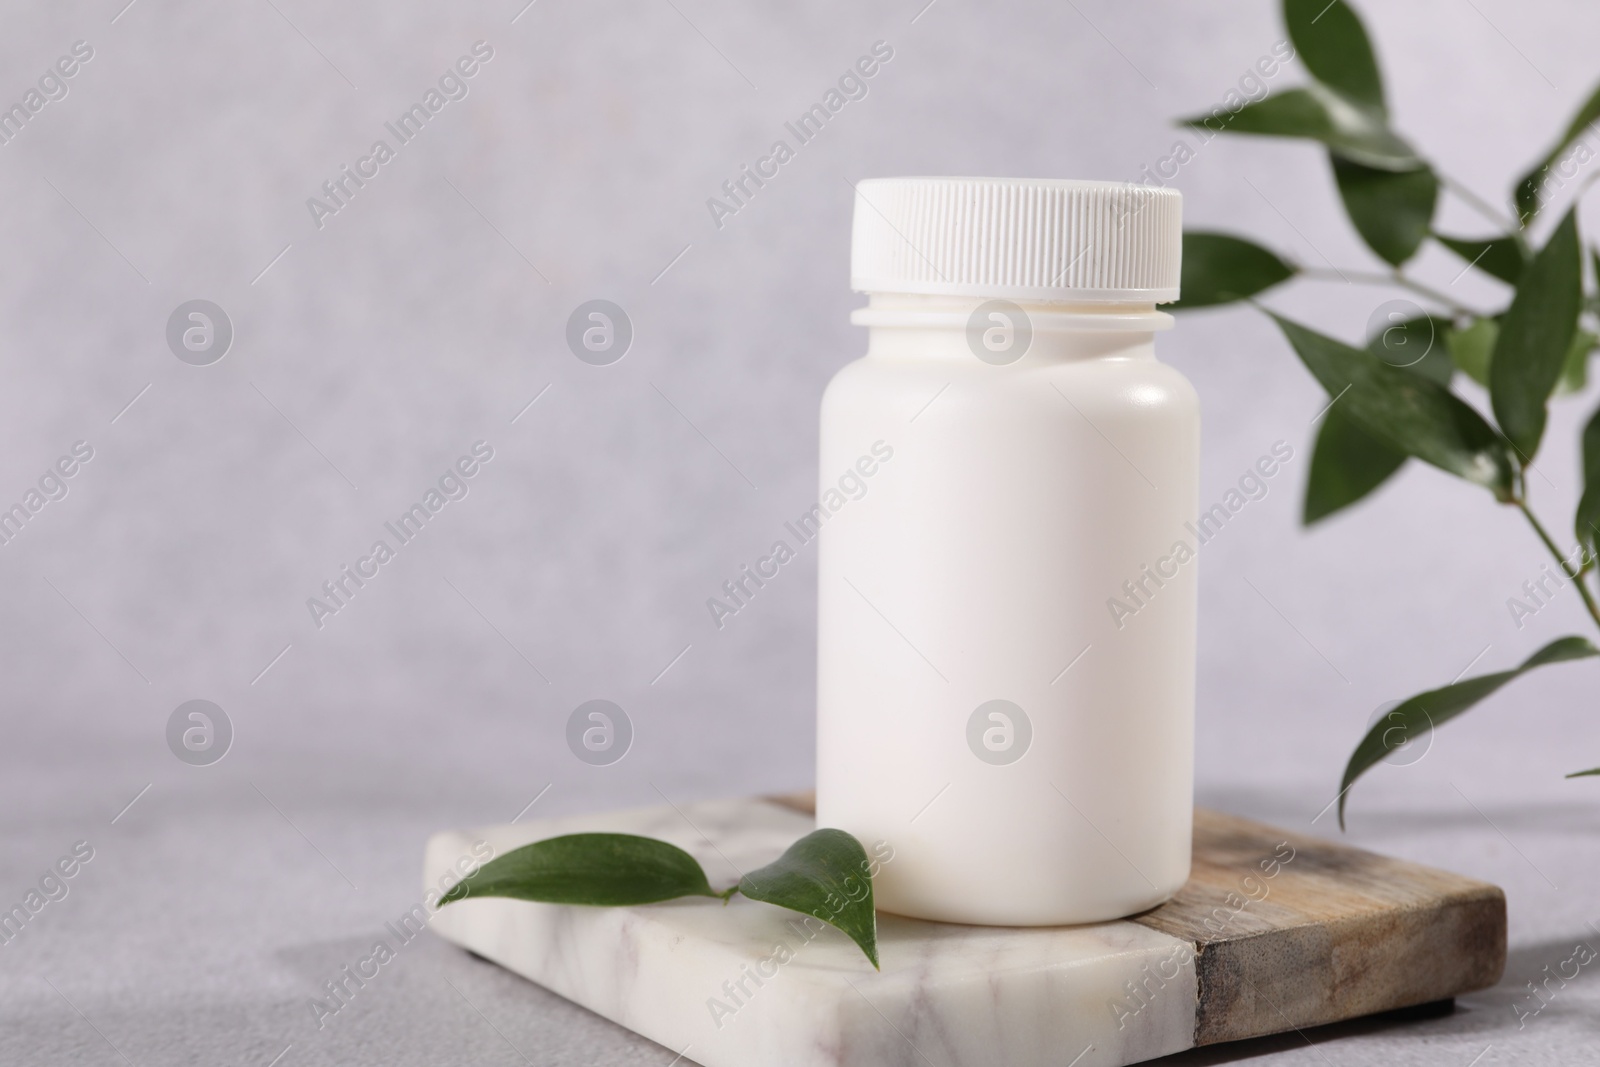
[
  {"x1": 1294, "y1": 267, "x2": 1489, "y2": 319},
  {"x1": 1173, "y1": 0, "x2": 1600, "y2": 826}
]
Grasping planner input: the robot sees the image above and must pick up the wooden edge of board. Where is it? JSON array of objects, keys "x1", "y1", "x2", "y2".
[
  {"x1": 1136, "y1": 808, "x2": 1506, "y2": 1044},
  {"x1": 763, "y1": 790, "x2": 1507, "y2": 1046}
]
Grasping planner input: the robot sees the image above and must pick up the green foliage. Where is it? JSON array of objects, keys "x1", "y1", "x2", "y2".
[
  {"x1": 1272, "y1": 315, "x2": 1514, "y2": 497},
  {"x1": 1560, "y1": 331, "x2": 1600, "y2": 395},
  {"x1": 1489, "y1": 209, "x2": 1583, "y2": 460},
  {"x1": 1434, "y1": 234, "x2": 1526, "y2": 285},
  {"x1": 1446, "y1": 317, "x2": 1498, "y2": 386},
  {"x1": 1282, "y1": 5, "x2": 1437, "y2": 266},
  {"x1": 1179, "y1": 86, "x2": 1420, "y2": 170},
  {"x1": 438, "y1": 828, "x2": 883, "y2": 967},
  {"x1": 1172, "y1": 233, "x2": 1296, "y2": 308},
  {"x1": 1331, "y1": 155, "x2": 1437, "y2": 266},
  {"x1": 1304, "y1": 315, "x2": 1454, "y2": 523},
  {"x1": 1514, "y1": 78, "x2": 1600, "y2": 223},
  {"x1": 1374, "y1": 316, "x2": 1454, "y2": 386},
  {"x1": 1172, "y1": 0, "x2": 1600, "y2": 818},
  {"x1": 1283, "y1": 0, "x2": 1385, "y2": 113},
  {"x1": 1338, "y1": 638, "x2": 1600, "y2": 827},
  {"x1": 1304, "y1": 406, "x2": 1406, "y2": 524},
  {"x1": 1577, "y1": 402, "x2": 1600, "y2": 552}
]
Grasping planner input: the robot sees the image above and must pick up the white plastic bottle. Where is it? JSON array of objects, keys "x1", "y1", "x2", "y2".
[{"x1": 815, "y1": 177, "x2": 1197, "y2": 926}]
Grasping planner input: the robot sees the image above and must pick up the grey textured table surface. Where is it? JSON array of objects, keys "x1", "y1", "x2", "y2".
[{"x1": 2, "y1": 736, "x2": 1596, "y2": 1067}]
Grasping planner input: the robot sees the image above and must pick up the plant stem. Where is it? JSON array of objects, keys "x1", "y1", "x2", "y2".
[
  {"x1": 1389, "y1": 271, "x2": 1482, "y2": 319},
  {"x1": 1298, "y1": 268, "x2": 1485, "y2": 318},
  {"x1": 1437, "y1": 171, "x2": 1525, "y2": 241},
  {"x1": 1515, "y1": 497, "x2": 1600, "y2": 632}
]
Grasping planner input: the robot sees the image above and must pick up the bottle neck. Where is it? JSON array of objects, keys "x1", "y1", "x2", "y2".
[{"x1": 852, "y1": 292, "x2": 1171, "y2": 363}]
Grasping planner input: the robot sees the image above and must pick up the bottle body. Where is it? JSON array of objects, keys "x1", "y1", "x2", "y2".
[{"x1": 815, "y1": 297, "x2": 1199, "y2": 926}]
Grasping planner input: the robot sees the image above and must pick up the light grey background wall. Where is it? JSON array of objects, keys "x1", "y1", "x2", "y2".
[{"x1": 4, "y1": 1, "x2": 1600, "y2": 1064}]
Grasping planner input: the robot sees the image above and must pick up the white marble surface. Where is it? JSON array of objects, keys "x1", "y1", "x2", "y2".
[{"x1": 425, "y1": 798, "x2": 1198, "y2": 1067}]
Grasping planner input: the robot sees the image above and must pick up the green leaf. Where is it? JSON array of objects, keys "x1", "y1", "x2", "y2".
[
  {"x1": 1301, "y1": 316, "x2": 1452, "y2": 524},
  {"x1": 1514, "y1": 78, "x2": 1600, "y2": 223},
  {"x1": 1576, "y1": 401, "x2": 1600, "y2": 552},
  {"x1": 1367, "y1": 312, "x2": 1452, "y2": 383},
  {"x1": 1558, "y1": 330, "x2": 1598, "y2": 395},
  {"x1": 1593, "y1": 247, "x2": 1600, "y2": 309},
  {"x1": 739, "y1": 829, "x2": 879, "y2": 969},
  {"x1": 1172, "y1": 232, "x2": 1297, "y2": 309},
  {"x1": 1180, "y1": 85, "x2": 1421, "y2": 171},
  {"x1": 1284, "y1": 0, "x2": 1385, "y2": 112},
  {"x1": 1447, "y1": 317, "x2": 1498, "y2": 387},
  {"x1": 437, "y1": 833, "x2": 718, "y2": 907},
  {"x1": 1567, "y1": 767, "x2": 1600, "y2": 778},
  {"x1": 1399, "y1": 328, "x2": 1455, "y2": 386},
  {"x1": 1434, "y1": 233, "x2": 1527, "y2": 286},
  {"x1": 1410, "y1": 343, "x2": 1456, "y2": 386},
  {"x1": 1339, "y1": 636, "x2": 1600, "y2": 827},
  {"x1": 1304, "y1": 405, "x2": 1407, "y2": 524},
  {"x1": 1490, "y1": 208, "x2": 1584, "y2": 459},
  {"x1": 1331, "y1": 155, "x2": 1437, "y2": 266},
  {"x1": 1272, "y1": 314, "x2": 1515, "y2": 496}
]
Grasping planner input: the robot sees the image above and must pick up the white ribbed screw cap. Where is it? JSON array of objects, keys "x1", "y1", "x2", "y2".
[{"x1": 850, "y1": 177, "x2": 1182, "y2": 304}]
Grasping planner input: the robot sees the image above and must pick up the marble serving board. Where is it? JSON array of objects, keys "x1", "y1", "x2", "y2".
[{"x1": 423, "y1": 794, "x2": 1504, "y2": 1067}]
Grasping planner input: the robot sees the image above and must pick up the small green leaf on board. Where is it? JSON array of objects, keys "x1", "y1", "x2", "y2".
[
  {"x1": 438, "y1": 833, "x2": 718, "y2": 907},
  {"x1": 437, "y1": 828, "x2": 886, "y2": 969},
  {"x1": 739, "y1": 828, "x2": 880, "y2": 969}
]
